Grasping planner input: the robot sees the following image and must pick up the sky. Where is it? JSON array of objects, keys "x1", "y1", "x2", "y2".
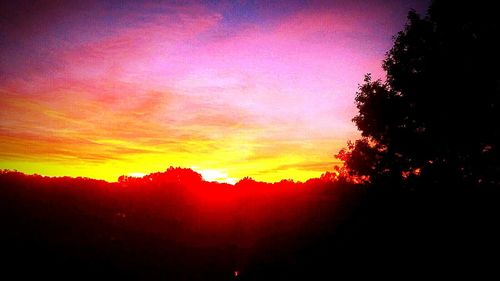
[{"x1": 0, "y1": 0, "x2": 429, "y2": 183}]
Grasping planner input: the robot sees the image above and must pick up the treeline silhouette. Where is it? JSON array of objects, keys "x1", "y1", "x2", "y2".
[
  {"x1": 1, "y1": 168, "x2": 365, "y2": 280},
  {"x1": 2, "y1": 166, "x2": 499, "y2": 279}
]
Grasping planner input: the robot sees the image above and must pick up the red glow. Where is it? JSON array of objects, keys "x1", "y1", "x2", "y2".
[{"x1": 0, "y1": 168, "x2": 362, "y2": 278}]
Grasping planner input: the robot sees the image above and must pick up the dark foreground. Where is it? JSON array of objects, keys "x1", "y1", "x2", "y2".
[{"x1": 1, "y1": 169, "x2": 499, "y2": 280}]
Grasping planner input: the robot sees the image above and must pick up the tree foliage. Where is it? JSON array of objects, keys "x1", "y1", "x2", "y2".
[{"x1": 339, "y1": 0, "x2": 500, "y2": 187}]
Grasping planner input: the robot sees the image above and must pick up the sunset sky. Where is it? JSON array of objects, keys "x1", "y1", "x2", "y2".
[{"x1": 0, "y1": 0, "x2": 428, "y2": 183}]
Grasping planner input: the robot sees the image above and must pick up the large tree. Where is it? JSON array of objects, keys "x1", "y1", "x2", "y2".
[{"x1": 338, "y1": 0, "x2": 500, "y2": 187}]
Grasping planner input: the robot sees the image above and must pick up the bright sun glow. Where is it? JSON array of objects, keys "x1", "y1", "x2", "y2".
[{"x1": 192, "y1": 167, "x2": 238, "y2": 185}]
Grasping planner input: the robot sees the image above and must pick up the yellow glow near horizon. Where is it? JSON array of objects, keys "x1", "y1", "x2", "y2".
[
  {"x1": 128, "y1": 172, "x2": 147, "y2": 178},
  {"x1": 0, "y1": 144, "x2": 343, "y2": 183},
  {"x1": 192, "y1": 167, "x2": 237, "y2": 185}
]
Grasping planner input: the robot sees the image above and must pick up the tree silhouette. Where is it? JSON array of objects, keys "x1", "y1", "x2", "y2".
[{"x1": 339, "y1": 0, "x2": 500, "y2": 187}]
